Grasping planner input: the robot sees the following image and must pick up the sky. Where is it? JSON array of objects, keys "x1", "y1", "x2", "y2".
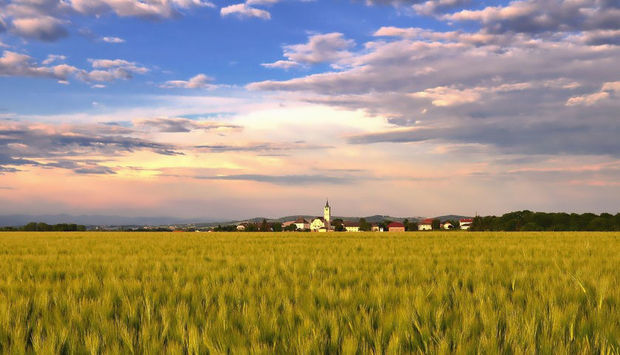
[{"x1": 0, "y1": 0, "x2": 618, "y2": 220}]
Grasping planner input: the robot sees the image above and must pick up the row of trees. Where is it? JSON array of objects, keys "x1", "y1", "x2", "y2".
[
  {"x1": 1, "y1": 222, "x2": 87, "y2": 231},
  {"x1": 213, "y1": 220, "x2": 293, "y2": 232},
  {"x1": 470, "y1": 211, "x2": 620, "y2": 231}
]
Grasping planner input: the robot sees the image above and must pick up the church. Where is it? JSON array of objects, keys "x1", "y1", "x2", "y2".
[{"x1": 310, "y1": 200, "x2": 333, "y2": 232}]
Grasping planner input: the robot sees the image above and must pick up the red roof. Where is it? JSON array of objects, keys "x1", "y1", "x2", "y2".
[
  {"x1": 343, "y1": 221, "x2": 360, "y2": 227},
  {"x1": 460, "y1": 218, "x2": 473, "y2": 222},
  {"x1": 420, "y1": 218, "x2": 434, "y2": 224},
  {"x1": 387, "y1": 222, "x2": 404, "y2": 228}
]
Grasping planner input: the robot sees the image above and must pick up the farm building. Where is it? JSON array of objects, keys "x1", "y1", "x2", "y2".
[
  {"x1": 418, "y1": 218, "x2": 433, "y2": 230},
  {"x1": 387, "y1": 222, "x2": 405, "y2": 232},
  {"x1": 371, "y1": 224, "x2": 384, "y2": 232},
  {"x1": 282, "y1": 220, "x2": 296, "y2": 228},
  {"x1": 343, "y1": 221, "x2": 360, "y2": 232},
  {"x1": 294, "y1": 217, "x2": 310, "y2": 230},
  {"x1": 460, "y1": 218, "x2": 473, "y2": 230},
  {"x1": 442, "y1": 221, "x2": 454, "y2": 230}
]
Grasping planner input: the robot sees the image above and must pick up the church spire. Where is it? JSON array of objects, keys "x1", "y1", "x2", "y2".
[{"x1": 324, "y1": 199, "x2": 331, "y2": 225}]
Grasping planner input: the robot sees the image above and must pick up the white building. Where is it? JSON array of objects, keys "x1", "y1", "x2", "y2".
[
  {"x1": 418, "y1": 218, "x2": 433, "y2": 231},
  {"x1": 311, "y1": 217, "x2": 327, "y2": 231},
  {"x1": 442, "y1": 221, "x2": 454, "y2": 230},
  {"x1": 343, "y1": 221, "x2": 360, "y2": 232},
  {"x1": 294, "y1": 217, "x2": 310, "y2": 230},
  {"x1": 459, "y1": 218, "x2": 473, "y2": 230}
]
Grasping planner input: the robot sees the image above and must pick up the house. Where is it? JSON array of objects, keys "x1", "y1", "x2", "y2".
[
  {"x1": 387, "y1": 221, "x2": 405, "y2": 232},
  {"x1": 418, "y1": 218, "x2": 433, "y2": 231},
  {"x1": 294, "y1": 217, "x2": 310, "y2": 230},
  {"x1": 236, "y1": 224, "x2": 246, "y2": 231},
  {"x1": 459, "y1": 218, "x2": 473, "y2": 230},
  {"x1": 442, "y1": 221, "x2": 454, "y2": 230},
  {"x1": 371, "y1": 224, "x2": 384, "y2": 232},
  {"x1": 282, "y1": 220, "x2": 296, "y2": 228},
  {"x1": 343, "y1": 221, "x2": 360, "y2": 232}
]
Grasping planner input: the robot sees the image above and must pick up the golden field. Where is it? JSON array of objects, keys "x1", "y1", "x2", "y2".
[{"x1": 0, "y1": 232, "x2": 618, "y2": 354}]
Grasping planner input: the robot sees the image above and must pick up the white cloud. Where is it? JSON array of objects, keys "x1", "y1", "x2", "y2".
[
  {"x1": 412, "y1": 0, "x2": 469, "y2": 15},
  {"x1": 374, "y1": 26, "x2": 500, "y2": 46},
  {"x1": 411, "y1": 82, "x2": 535, "y2": 107},
  {"x1": 263, "y1": 32, "x2": 354, "y2": 69},
  {"x1": 161, "y1": 74, "x2": 215, "y2": 89},
  {"x1": 69, "y1": 0, "x2": 215, "y2": 18},
  {"x1": 0, "y1": 50, "x2": 77, "y2": 80},
  {"x1": 566, "y1": 81, "x2": 620, "y2": 106},
  {"x1": 411, "y1": 86, "x2": 482, "y2": 106},
  {"x1": 11, "y1": 16, "x2": 68, "y2": 41},
  {"x1": 0, "y1": 50, "x2": 150, "y2": 84},
  {"x1": 442, "y1": 0, "x2": 620, "y2": 38},
  {"x1": 42, "y1": 54, "x2": 67, "y2": 65},
  {"x1": 246, "y1": 0, "x2": 281, "y2": 4},
  {"x1": 89, "y1": 58, "x2": 147, "y2": 73},
  {"x1": 1, "y1": 0, "x2": 216, "y2": 42},
  {"x1": 102, "y1": 36, "x2": 125, "y2": 43},
  {"x1": 261, "y1": 60, "x2": 298, "y2": 69},
  {"x1": 220, "y1": 3, "x2": 271, "y2": 19}
]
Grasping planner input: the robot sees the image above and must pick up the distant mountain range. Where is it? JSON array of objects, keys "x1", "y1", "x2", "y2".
[{"x1": 0, "y1": 214, "x2": 472, "y2": 227}]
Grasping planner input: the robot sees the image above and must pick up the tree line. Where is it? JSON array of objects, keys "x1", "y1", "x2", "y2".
[
  {"x1": 470, "y1": 211, "x2": 620, "y2": 231},
  {"x1": 0, "y1": 222, "x2": 87, "y2": 231}
]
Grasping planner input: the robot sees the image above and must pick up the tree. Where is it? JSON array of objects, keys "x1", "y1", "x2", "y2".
[
  {"x1": 332, "y1": 219, "x2": 345, "y2": 232},
  {"x1": 359, "y1": 218, "x2": 372, "y2": 231},
  {"x1": 272, "y1": 222, "x2": 283, "y2": 232},
  {"x1": 431, "y1": 219, "x2": 441, "y2": 230},
  {"x1": 260, "y1": 219, "x2": 270, "y2": 232}
]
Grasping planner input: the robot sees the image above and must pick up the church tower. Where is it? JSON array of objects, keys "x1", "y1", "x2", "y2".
[{"x1": 324, "y1": 199, "x2": 331, "y2": 226}]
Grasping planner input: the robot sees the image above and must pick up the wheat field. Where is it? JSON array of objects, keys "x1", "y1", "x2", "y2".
[{"x1": 0, "y1": 232, "x2": 618, "y2": 354}]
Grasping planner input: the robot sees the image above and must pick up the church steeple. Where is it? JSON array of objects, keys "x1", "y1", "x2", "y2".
[{"x1": 323, "y1": 199, "x2": 331, "y2": 225}]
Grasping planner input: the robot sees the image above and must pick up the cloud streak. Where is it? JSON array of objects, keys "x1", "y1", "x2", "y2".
[
  {"x1": 196, "y1": 174, "x2": 355, "y2": 185},
  {"x1": 0, "y1": 121, "x2": 182, "y2": 175},
  {"x1": 161, "y1": 74, "x2": 215, "y2": 89},
  {"x1": 220, "y1": 3, "x2": 271, "y2": 19}
]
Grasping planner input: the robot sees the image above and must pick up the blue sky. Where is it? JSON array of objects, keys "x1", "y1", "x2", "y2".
[{"x1": 0, "y1": 0, "x2": 619, "y2": 218}]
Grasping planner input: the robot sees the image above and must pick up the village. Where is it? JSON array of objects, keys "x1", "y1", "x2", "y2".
[{"x1": 235, "y1": 200, "x2": 473, "y2": 232}]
